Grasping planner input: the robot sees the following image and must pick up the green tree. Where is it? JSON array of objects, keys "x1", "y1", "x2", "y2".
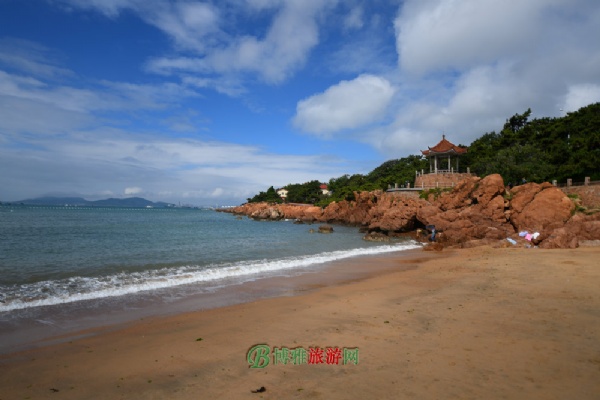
[
  {"x1": 286, "y1": 180, "x2": 322, "y2": 204},
  {"x1": 463, "y1": 103, "x2": 600, "y2": 183},
  {"x1": 247, "y1": 186, "x2": 282, "y2": 203},
  {"x1": 367, "y1": 155, "x2": 429, "y2": 189},
  {"x1": 490, "y1": 144, "x2": 554, "y2": 185}
]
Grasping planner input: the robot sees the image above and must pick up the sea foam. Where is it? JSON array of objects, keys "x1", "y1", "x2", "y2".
[{"x1": 0, "y1": 242, "x2": 421, "y2": 312}]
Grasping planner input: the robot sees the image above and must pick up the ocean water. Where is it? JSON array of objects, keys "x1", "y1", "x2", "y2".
[{"x1": 0, "y1": 205, "x2": 420, "y2": 351}]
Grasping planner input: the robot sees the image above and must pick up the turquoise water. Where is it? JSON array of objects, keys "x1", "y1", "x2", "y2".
[{"x1": 0, "y1": 206, "x2": 419, "y2": 313}]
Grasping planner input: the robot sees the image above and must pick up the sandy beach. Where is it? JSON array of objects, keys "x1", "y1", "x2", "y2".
[{"x1": 1, "y1": 246, "x2": 599, "y2": 400}]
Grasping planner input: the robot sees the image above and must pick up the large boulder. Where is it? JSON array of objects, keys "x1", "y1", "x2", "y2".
[
  {"x1": 472, "y1": 173, "x2": 506, "y2": 205},
  {"x1": 363, "y1": 231, "x2": 391, "y2": 242},
  {"x1": 250, "y1": 206, "x2": 283, "y2": 220},
  {"x1": 416, "y1": 174, "x2": 514, "y2": 245},
  {"x1": 539, "y1": 213, "x2": 600, "y2": 249},
  {"x1": 322, "y1": 191, "x2": 383, "y2": 225},
  {"x1": 318, "y1": 224, "x2": 334, "y2": 233},
  {"x1": 436, "y1": 173, "x2": 505, "y2": 211},
  {"x1": 367, "y1": 193, "x2": 425, "y2": 233},
  {"x1": 369, "y1": 206, "x2": 418, "y2": 232},
  {"x1": 509, "y1": 183, "x2": 575, "y2": 233}
]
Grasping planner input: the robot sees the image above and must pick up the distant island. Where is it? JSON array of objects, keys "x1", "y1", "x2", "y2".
[{"x1": 3, "y1": 196, "x2": 176, "y2": 208}]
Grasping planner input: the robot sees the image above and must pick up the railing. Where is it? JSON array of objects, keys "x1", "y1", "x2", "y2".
[
  {"x1": 387, "y1": 182, "x2": 457, "y2": 191},
  {"x1": 415, "y1": 169, "x2": 474, "y2": 177},
  {"x1": 555, "y1": 177, "x2": 598, "y2": 188},
  {"x1": 416, "y1": 182, "x2": 457, "y2": 189}
]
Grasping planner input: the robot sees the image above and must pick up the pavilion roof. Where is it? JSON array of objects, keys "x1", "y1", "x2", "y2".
[{"x1": 421, "y1": 135, "x2": 468, "y2": 156}]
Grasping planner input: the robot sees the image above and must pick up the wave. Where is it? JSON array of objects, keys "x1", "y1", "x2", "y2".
[{"x1": 0, "y1": 242, "x2": 422, "y2": 312}]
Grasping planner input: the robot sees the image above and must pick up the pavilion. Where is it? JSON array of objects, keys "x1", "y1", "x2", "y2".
[
  {"x1": 421, "y1": 135, "x2": 468, "y2": 174},
  {"x1": 388, "y1": 135, "x2": 471, "y2": 192}
]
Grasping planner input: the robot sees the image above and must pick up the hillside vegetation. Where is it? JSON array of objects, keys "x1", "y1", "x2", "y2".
[{"x1": 248, "y1": 103, "x2": 600, "y2": 206}]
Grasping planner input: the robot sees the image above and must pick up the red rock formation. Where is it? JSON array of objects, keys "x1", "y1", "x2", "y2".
[
  {"x1": 366, "y1": 192, "x2": 425, "y2": 233},
  {"x1": 220, "y1": 174, "x2": 599, "y2": 248},
  {"x1": 539, "y1": 213, "x2": 600, "y2": 249},
  {"x1": 416, "y1": 174, "x2": 514, "y2": 244},
  {"x1": 509, "y1": 182, "x2": 574, "y2": 233}
]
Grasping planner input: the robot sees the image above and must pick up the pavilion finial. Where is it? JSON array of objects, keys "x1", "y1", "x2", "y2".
[{"x1": 442, "y1": 134, "x2": 445, "y2": 140}]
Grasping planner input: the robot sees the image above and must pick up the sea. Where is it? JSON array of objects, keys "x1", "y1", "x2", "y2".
[{"x1": 0, "y1": 205, "x2": 420, "y2": 353}]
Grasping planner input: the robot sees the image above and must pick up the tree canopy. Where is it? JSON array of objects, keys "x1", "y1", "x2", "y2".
[
  {"x1": 461, "y1": 103, "x2": 600, "y2": 183},
  {"x1": 246, "y1": 186, "x2": 282, "y2": 204}
]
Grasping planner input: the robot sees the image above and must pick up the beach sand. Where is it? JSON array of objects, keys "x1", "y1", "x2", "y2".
[{"x1": 1, "y1": 246, "x2": 599, "y2": 399}]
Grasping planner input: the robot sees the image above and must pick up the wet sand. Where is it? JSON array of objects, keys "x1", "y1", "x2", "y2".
[{"x1": 1, "y1": 246, "x2": 599, "y2": 399}]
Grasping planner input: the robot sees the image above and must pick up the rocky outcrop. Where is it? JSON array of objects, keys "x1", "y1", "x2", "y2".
[
  {"x1": 221, "y1": 174, "x2": 599, "y2": 248},
  {"x1": 415, "y1": 175, "x2": 588, "y2": 247},
  {"x1": 561, "y1": 185, "x2": 600, "y2": 210},
  {"x1": 416, "y1": 174, "x2": 513, "y2": 244},
  {"x1": 539, "y1": 212, "x2": 600, "y2": 249},
  {"x1": 365, "y1": 192, "x2": 426, "y2": 233},
  {"x1": 509, "y1": 182, "x2": 574, "y2": 233},
  {"x1": 362, "y1": 231, "x2": 392, "y2": 242},
  {"x1": 318, "y1": 224, "x2": 334, "y2": 233}
]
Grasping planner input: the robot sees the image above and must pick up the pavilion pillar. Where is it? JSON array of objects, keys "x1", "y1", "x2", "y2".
[
  {"x1": 447, "y1": 156, "x2": 451, "y2": 171},
  {"x1": 434, "y1": 156, "x2": 438, "y2": 173}
]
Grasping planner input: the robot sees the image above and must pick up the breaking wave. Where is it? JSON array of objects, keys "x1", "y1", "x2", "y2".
[{"x1": 0, "y1": 242, "x2": 421, "y2": 312}]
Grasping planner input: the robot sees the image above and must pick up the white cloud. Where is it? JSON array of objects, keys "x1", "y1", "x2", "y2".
[
  {"x1": 0, "y1": 38, "x2": 73, "y2": 79},
  {"x1": 124, "y1": 187, "x2": 143, "y2": 196},
  {"x1": 210, "y1": 188, "x2": 224, "y2": 197},
  {"x1": 53, "y1": 0, "x2": 142, "y2": 18},
  {"x1": 0, "y1": 95, "x2": 93, "y2": 135},
  {"x1": 0, "y1": 66, "x2": 200, "y2": 129},
  {"x1": 395, "y1": 0, "x2": 550, "y2": 74},
  {"x1": 145, "y1": 0, "x2": 336, "y2": 84},
  {"x1": 54, "y1": 0, "x2": 221, "y2": 52},
  {"x1": 57, "y1": 0, "x2": 336, "y2": 85},
  {"x1": 293, "y1": 74, "x2": 396, "y2": 135},
  {"x1": 182, "y1": 75, "x2": 245, "y2": 97},
  {"x1": 246, "y1": 0, "x2": 284, "y2": 10},
  {"x1": 344, "y1": 6, "x2": 364, "y2": 30},
  {"x1": 0, "y1": 118, "x2": 352, "y2": 203},
  {"x1": 142, "y1": 2, "x2": 221, "y2": 52},
  {"x1": 563, "y1": 84, "x2": 600, "y2": 112}
]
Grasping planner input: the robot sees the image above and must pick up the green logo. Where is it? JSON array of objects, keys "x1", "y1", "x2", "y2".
[{"x1": 247, "y1": 344, "x2": 271, "y2": 369}]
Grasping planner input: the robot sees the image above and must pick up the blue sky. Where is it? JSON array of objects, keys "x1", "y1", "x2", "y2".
[{"x1": 1, "y1": 0, "x2": 599, "y2": 205}]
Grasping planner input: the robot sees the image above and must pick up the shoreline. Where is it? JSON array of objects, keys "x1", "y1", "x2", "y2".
[
  {"x1": 1, "y1": 246, "x2": 599, "y2": 399},
  {"x1": 0, "y1": 245, "x2": 429, "y2": 355}
]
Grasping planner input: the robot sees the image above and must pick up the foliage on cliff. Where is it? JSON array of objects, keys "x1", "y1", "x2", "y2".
[
  {"x1": 247, "y1": 155, "x2": 429, "y2": 205},
  {"x1": 462, "y1": 103, "x2": 600, "y2": 184},
  {"x1": 247, "y1": 186, "x2": 282, "y2": 204},
  {"x1": 247, "y1": 103, "x2": 600, "y2": 205},
  {"x1": 285, "y1": 180, "x2": 323, "y2": 204}
]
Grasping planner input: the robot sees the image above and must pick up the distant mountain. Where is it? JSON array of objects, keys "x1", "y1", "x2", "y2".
[
  {"x1": 90, "y1": 197, "x2": 172, "y2": 208},
  {"x1": 14, "y1": 196, "x2": 89, "y2": 206},
  {"x1": 13, "y1": 196, "x2": 174, "y2": 208}
]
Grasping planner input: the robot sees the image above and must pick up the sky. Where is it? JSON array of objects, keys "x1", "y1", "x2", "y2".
[{"x1": 1, "y1": 0, "x2": 599, "y2": 205}]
